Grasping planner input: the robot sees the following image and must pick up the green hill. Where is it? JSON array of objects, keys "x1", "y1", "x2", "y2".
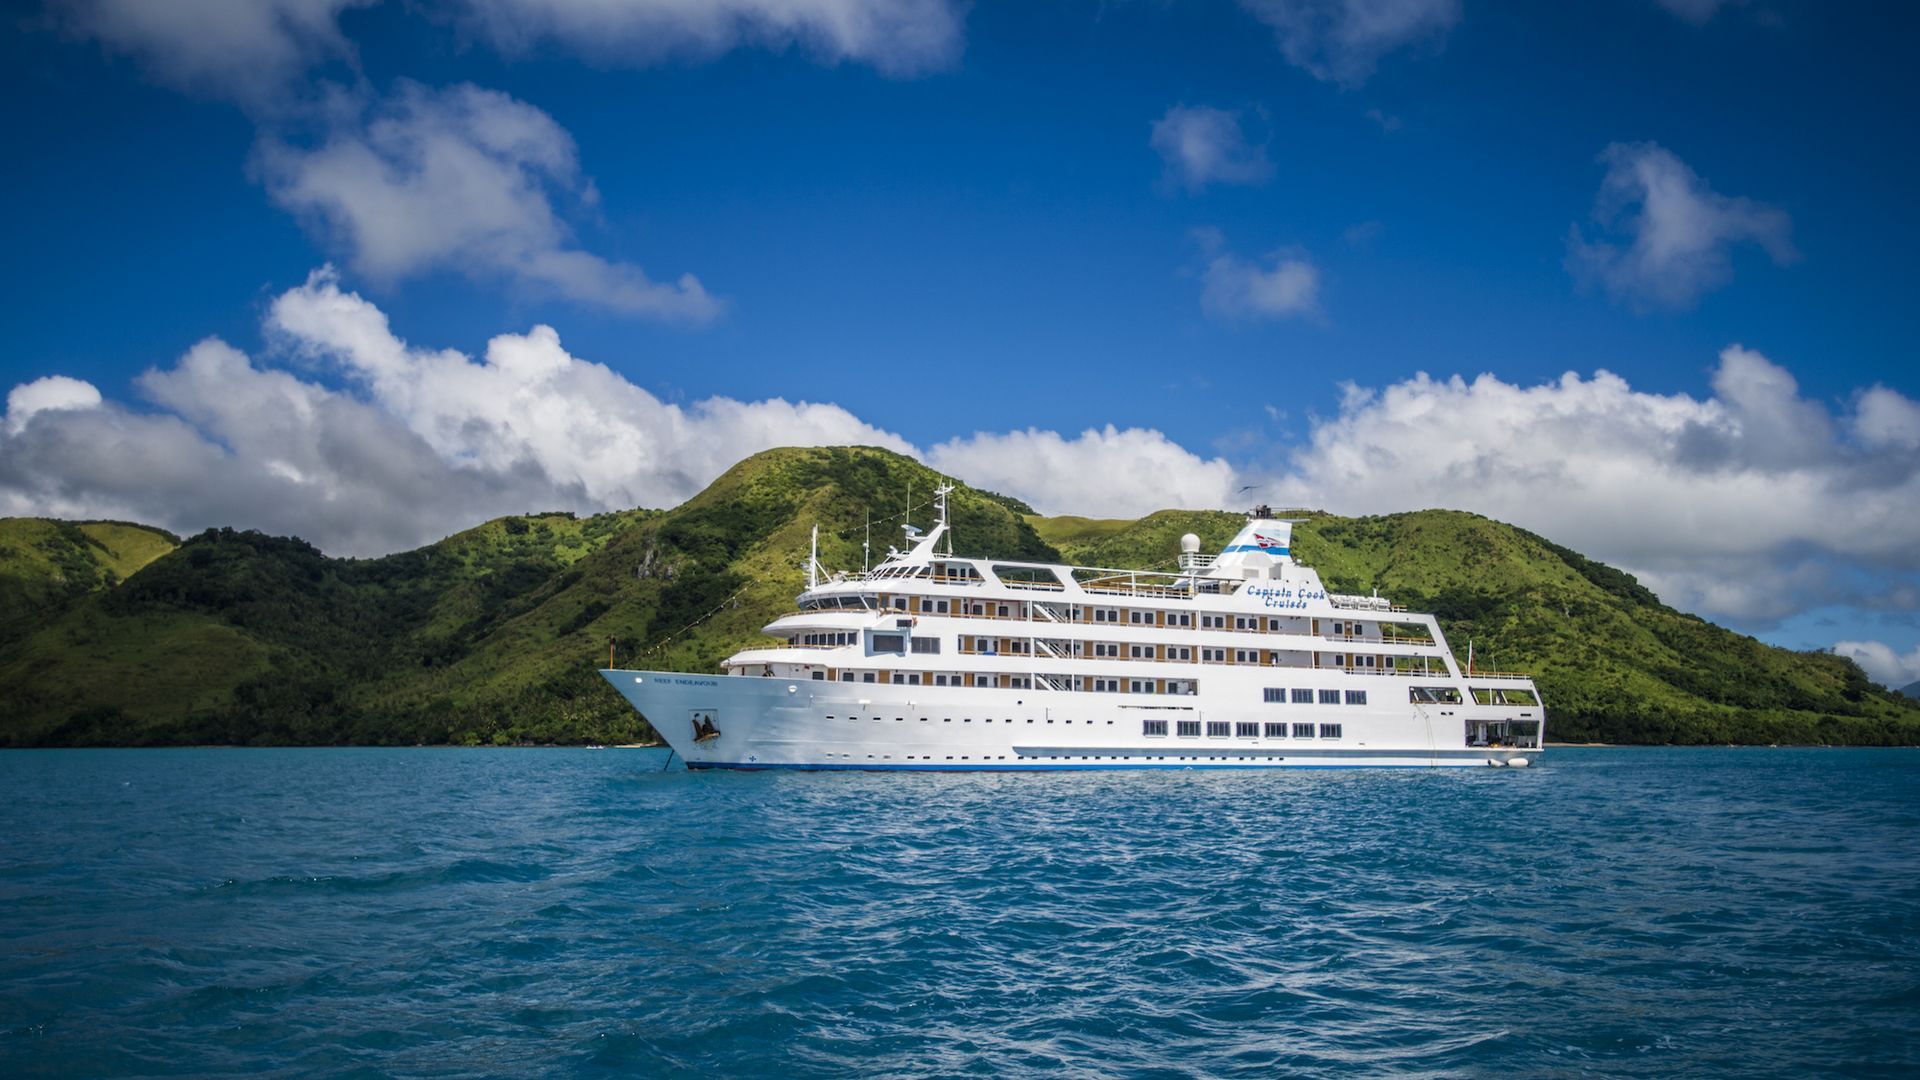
[
  {"x1": 1, "y1": 446, "x2": 1914, "y2": 747},
  {"x1": 0, "y1": 518, "x2": 179, "y2": 644},
  {"x1": 1903, "y1": 680, "x2": 1920, "y2": 700}
]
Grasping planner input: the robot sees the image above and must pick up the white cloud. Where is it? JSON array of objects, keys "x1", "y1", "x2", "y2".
[
  {"x1": 1263, "y1": 345, "x2": 1920, "y2": 625},
  {"x1": 927, "y1": 426, "x2": 1242, "y2": 519},
  {"x1": 1197, "y1": 233, "x2": 1321, "y2": 321},
  {"x1": 256, "y1": 81, "x2": 720, "y2": 321},
  {"x1": 48, "y1": 0, "x2": 373, "y2": 110},
  {"x1": 0, "y1": 270, "x2": 898, "y2": 554},
  {"x1": 451, "y1": 0, "x2": 965, "y2": 77},
  {"x1": 1236, "y1": 0, "x2": 1460, "y2": 86},
  {"x1": 1832, "y1": 640, "x2": 1920, "y2": 689},
  {"x1": 5, "y1": 376, "x2": 103, "y2": 435},
  {"x1": 6, "y1": 275, "x2": 1917, "y2": 646},
  {"x1": 1567, "y1": 141, "x2": 1796, "y2": 310},
  {"x1": 1150, "y1": 105, "x2": 1273, "y2": 194},
  {"x1": 51, "y1": 0, "x2": 961, "y2": 108}
]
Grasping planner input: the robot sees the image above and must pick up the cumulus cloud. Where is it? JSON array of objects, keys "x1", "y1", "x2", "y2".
[
  {"x1": 1567, "y1": 141, "x2": 1796, "y2": 310},
  {"x1": 927, "y1": 426, "x2": 1242, "y2": 520},
  {"x1": 1236, "y1": 0, "x2": 1460, "y2": 86},
  {"x1": 1831, "y1": 641, "x2": 1920, "y2": 689},
  {"x1": 1150, "y1": 105, "x2": 1273, "y2": 194},
  {"x1": 0, "y1": 270, "x2": 896, "y2": 554},
  {"x1": 1195, "y1": 231, "x2": 1321, "y2": 321},
  {"x1": 6, "y1": 274, "x2": 1917, "y2": 644},
  {"x1": 256, "y1": 81, "x2": 720, "y2": 321},
  {"x1": 48, "y1": 0, "x2": 373, "y2": 110},
  {"x1": 51, "y1": 0, "x2": 961, "y2": 107},
  {"x1": 5, "y1": 376, "x2": 103, "y2": 435},
  {"x1": 450, "y1": 0, "x2": 965, "y2": 77},
  {"x1": 1262, "y1": 345, "x2": 1920, "y2": 625}
]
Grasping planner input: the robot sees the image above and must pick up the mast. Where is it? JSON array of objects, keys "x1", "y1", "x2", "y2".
[{"x1": 808, "y1": 524, "x2": 818, "y2": 589}]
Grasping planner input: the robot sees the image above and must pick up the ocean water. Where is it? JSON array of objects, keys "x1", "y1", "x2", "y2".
[{"x1": 2, "y1": 748, "x2": 1917, "y2": 1077}]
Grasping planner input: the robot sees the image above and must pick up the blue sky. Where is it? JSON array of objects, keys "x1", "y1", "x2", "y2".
[{"x1": 4, "y1": 1, "x2": 1919, "y2": 683}]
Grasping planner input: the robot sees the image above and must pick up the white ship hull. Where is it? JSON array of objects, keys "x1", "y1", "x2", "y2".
[{"x1": 602, "y1": 668, "x2": 1538, "y2": 770}]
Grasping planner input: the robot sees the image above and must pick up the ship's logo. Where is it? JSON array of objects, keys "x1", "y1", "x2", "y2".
[{"x1": 1254, "y1": 532, "x2": 1285, "y2": 549}]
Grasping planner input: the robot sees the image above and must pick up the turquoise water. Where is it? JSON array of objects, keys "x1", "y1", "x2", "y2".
[{"x1": 2, "y1": 748, "x2": 1917, "y2": 1077}]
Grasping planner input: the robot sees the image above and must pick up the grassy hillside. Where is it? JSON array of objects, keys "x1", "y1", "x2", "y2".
[
  {"x1": 0, "y1": 519, "x2": 178, "y2": 645},
  {"x1": 0, "y1": 448, "x2": 1057, "y2": 747},
  {"x1": 2, "y1": 447, "x2": 1913, "y2": 747}
]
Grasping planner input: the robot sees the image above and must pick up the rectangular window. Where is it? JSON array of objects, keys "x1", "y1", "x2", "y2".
[
  {"x1": 1235, "y1": 722, "x2": 1259, "y2": 738},
  {"x1": 936, "y1": 600, "x2": 949, "y2": 613},
  {"x1": 872, "y1": 633, "x2": 905, "y2": 653},
  {"x1": 842, "y1": 671, "x2": 854, "y2": 681},
  {"x1": 935, "y1": 674, "x2": 948, "y2": 686},
  {"x1": 1345, "y1": 690, "x2": 1367, "y2": 706},
  {"x1": 891, "y1": 673, "x2": 905, "y2": 684},
  {"x1": 1143, "y1": 719, "x2": 1168, "y2": 737},
  {"x1": 1173, "y1": 647, "x2": 1191, "y2": 660},
  {"x1": 863, "y1": 673, "x2": 876, "y2": 683},
  {"x1": 1264, "y1": 722, "x2": 1287, "y2": 738},
  {"x1": 1130, "y1": 644, "x2": 1148, "y2": 658},
  {"x1": 811, "y1": 670, "x2": 825, "y2": 680},
  {"x1": 1206, "y1": 721, "x2": 1230, "y2": 738},
  {"x1": 1263, "y1": 687, "x2": 1284, "y2": 703},
  {"x1": 1411, "y1": 686, "x2": 1464, "y2": 704},
  {"x1": 910, "y1": 636, "x2": 940, "y2": 654},
  {"x1": 1176, "y1": 720, "x2": 1201, "y2": 737},
  {"x1": 1291, "y1": 688, "x2": 1313, "y2": 704},
  {"x1": 1320, "y1": 723, "x2": 1343, "y2": 739},
  {"x1": 1293, "y1": 722, "x2": 1315, "y2": 738},
  {"x1": 1318, "y1": 689, "x2": 1340, "y2": 704}
]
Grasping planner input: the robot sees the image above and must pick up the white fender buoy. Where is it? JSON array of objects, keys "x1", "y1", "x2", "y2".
[
  {"x1": 1508, "y1": 757, "x2": 1530, "y2": 768},
  {"x1": 1487, "y1": 758, "x2": 1505, "y2": 768}
]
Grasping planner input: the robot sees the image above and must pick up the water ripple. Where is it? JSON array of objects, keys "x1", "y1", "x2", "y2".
[{"x1": 2, "y1": 747, "x2": 1918, "y2": 1077}]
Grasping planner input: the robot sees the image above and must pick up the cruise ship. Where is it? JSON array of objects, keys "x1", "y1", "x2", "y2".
[{"x1": 602, "y1": 486, "x2": 1544, "y2": 770}]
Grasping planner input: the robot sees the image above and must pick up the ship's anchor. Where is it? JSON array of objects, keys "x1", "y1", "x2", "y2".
[{"x1": 691, "y1": 712, "x2": 721, "y2": 743}]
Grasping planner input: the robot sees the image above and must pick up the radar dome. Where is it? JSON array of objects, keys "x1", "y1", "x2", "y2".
[{"x1": 1180, "y1": 533, "x2": 1201, "y2": 554}]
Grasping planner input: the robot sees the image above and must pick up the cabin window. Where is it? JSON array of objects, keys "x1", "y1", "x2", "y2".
[
  {"x1": 935, "y1": 600, "x2": 949, "y2": 613},
  {"x1": 1202, "y1": 648, "x2": 1225, "y2": 662},
  {"x1": 1320, "y1": 723, "x2": 1343, "y2": 739},
  {"x1": 1265, "y1": 722, "x2": 1287, "y2": 738},
  {"x1": 1206, "y1": 721, "x2": 1230, "y2": 738},
  {"x1": 997, "y1": 604, "x2": 1010, "y2": 617},
  {"x1": 1411, "y1": 686, "x2": 1463, "y2": 704},
  {"x1": 1318, "y1": 689, "x2": 1340, "y2": 705},
  {"x1": 842, "y1": 672, "x2": 855, "y2": 682},
  {"x1": 891, "y1": 597, "x2": 907, "y2": 610},
  {"x1": 1263, "y1": 688, "x2": 1284, "y2": 703},
  {"x1": 1177, "y1": 720, "x2": 1200, "y2": 737},
  {"x1": 1235, "y1": 722, "x2": 1259, "y2": 738},
  {"x1": 1291, "y1": 688, "x2": 1312, "y2": 704},
  {"x1": 1171, "y1": 647, "x2": 1191, "y2": 660},
  {"x1": 1345, "y1": 690, "x2": 1367, "y2": 706},
  {"x1": 862, "y1": 673, "x2": 876, "y2": 683},
  {"x1": 1235, "y1": 649, "x2": 1256, "y2": 663},
  {"x1": 811, "y1": 671, "x2": 825, "y2": 680},
  {"x1": 1292, "y1": 722, "x2": 1315, "y2": 738},
  {"x1": 872, "y1": 633, "x2": 905, "y2": 653},
  {"x1": 911, "y1": 636, "x2": 940, "y2": 654},
  {"x1": 1130, "y1": 644, "x2": 1150, "y2": 658},
  {"x1": 1143, "y1": 720, "x2": 1168, "y2": 737},
  {"x1": 1170, "y1": 612, "x2": 1192, "y2": 627},
  {"x1": 891, "y1": 674, "x2": 905, "y2": 684}
]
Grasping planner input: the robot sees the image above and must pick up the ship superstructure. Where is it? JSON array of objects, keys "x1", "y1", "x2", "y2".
[{"x1": 603, "y1": 486, "x2": 1544, "y2": 769}]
